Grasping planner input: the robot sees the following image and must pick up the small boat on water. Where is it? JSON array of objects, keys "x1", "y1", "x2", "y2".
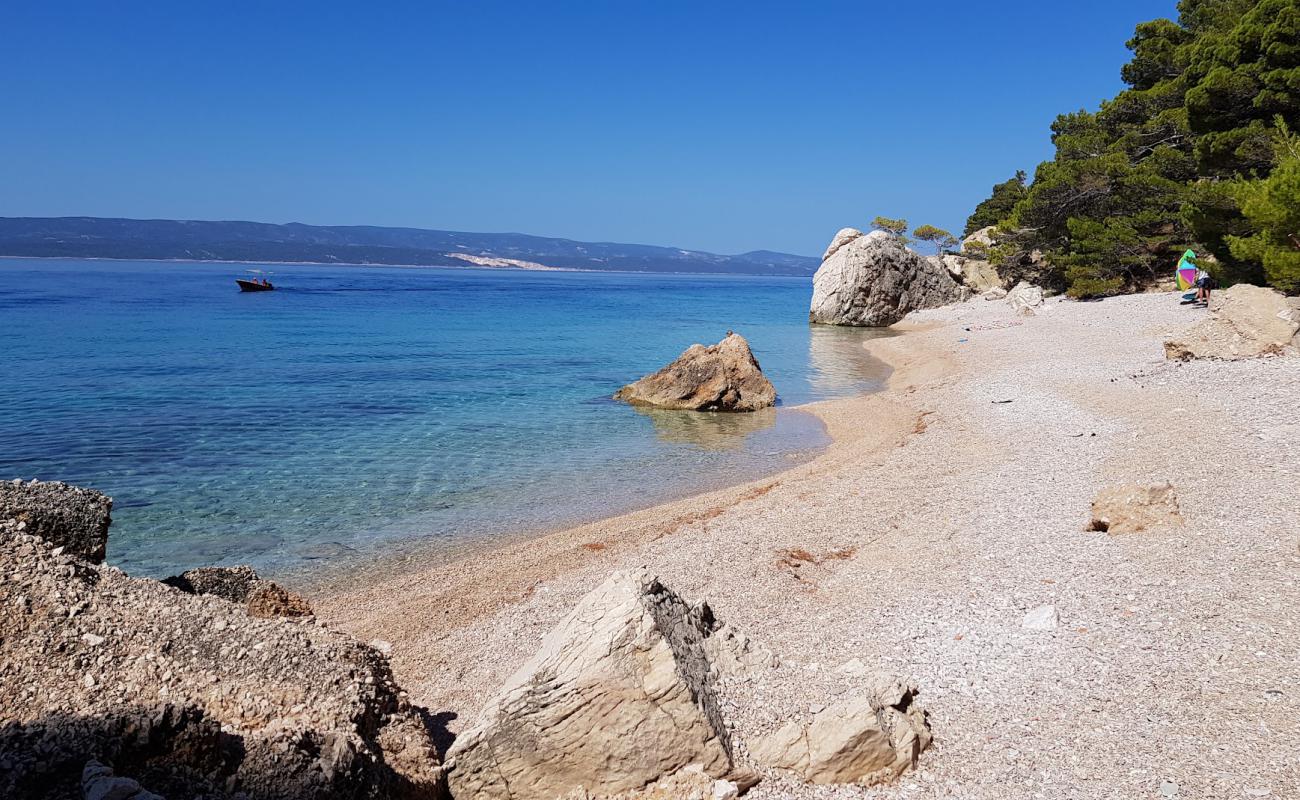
[{"x1": 236, "y1": 272, "x2": 275, "y2": 292}]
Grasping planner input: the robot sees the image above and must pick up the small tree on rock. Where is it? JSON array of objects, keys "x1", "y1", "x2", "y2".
[
  {"x1": 912, "y1": 224, "x2": 959, "y2": 255},
  {"x1": 871, "y1": 216, "x2": 909, "y2": 239}
]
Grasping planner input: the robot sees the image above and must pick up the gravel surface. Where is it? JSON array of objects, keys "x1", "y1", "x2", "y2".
[{"x1": 318, "y1": 292, "x2": 1300, "y2": 799}]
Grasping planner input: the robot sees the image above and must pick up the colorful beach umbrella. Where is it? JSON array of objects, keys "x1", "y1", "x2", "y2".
[{"x1": 1175, "y1": 249, "x2": 1198, "y2": 291}]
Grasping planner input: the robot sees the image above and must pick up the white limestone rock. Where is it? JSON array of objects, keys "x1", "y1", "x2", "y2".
[
  {"x1": 751, "y1": 674, "x2": 931, "y2": 785},
  {"x1": 810, "y1": 230, "x2": 966, "y2": 327},
  {"x1": 446, "y1": 570, "x2": 738, "y2": 799}
]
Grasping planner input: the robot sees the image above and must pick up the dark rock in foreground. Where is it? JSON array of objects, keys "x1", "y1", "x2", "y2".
[
  {"x1": 614, "y1": 332, "x2": 777, "y2": 412},
  {"x1": 165, "y1": 564, "x2": 314, "y2": 618},
  {"x1": 0, "y1": 478, "x2": 112, "y2": 563},
  {"x1": 0, "y1": 518, "x2": 445, "y2": 800}
]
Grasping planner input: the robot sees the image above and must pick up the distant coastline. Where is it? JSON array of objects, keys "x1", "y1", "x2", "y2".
[
  {"x1": 0, "y1": 253, "x2": 825, "y2": 279},
  {"x1": 0, "y1": 216, "x2": 819, "y2": 277}
]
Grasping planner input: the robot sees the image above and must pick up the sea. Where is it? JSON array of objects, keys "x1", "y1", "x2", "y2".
[{"x1": 0, "y1": 258, "x2": 892, "y2": 577}]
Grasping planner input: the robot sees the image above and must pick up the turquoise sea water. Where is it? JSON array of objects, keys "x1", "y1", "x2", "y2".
[{"x1": 0, "y1": 259, "x2": 891, "y2": 577}]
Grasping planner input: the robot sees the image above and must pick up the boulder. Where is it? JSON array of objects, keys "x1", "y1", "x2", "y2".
[
  {"x1": 0, "y1": 518, "x2": 445, "y2": 800},
  {"x1": 164, "y1": 565, "x2": 314, "y2": 618},
  {"x1": 1088, "y1": 482, "x2": 1183, "y2": 534},
  {"x1": 942, "y1": 254, "x2": 1003, "y2": 293},
  {"x1": 615, "y1": 332, "x2": 776, "y2": 412},
  {"x1": 809, "y1": 229, "x2": 965, "y2": 327},
  {"x1": 1164, "y1": 284, "x2": 1300, "y2": 361},
  {"x1": 751, "y1": 674, "x2": 930, "y2": 785},
  {"x1": 1006, "y1": 282, "x2": 1044, "y2": 316},
  {"x1": 0, "y1": 479, "x2": 112, "y2": 563},
  {"x1": 983, "y1": 287, "x2": 1008, "y2": 301},
  {"x1": 446, "y1": 570, "x2": 738, "y2": 799}
]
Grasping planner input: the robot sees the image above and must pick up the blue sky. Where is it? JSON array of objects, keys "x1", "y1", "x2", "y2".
[{"x1": 1, "y1": 1, "x2": 1178, "y2": 256}]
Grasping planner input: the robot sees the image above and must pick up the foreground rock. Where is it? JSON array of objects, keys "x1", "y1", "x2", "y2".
[
  {"x1": 164, "y1": 564, "x2": 314, "y2": 618},
  {"x1": 1006, "y1": 282, "x2": 1045, "y2": 316},
  {"x1": 0, "y1": 519, "x2": 444, "y2": 800},
  {"x1": 1088, "y1": 482, "x2": 1183, "y2": 534},
  {"x1": 0, "y1": 478, "x2": 112, "y2": 563},
  {"x1": 751, "y1": 674, "x2": 930, "y2": 785},
  {"x1": 615, "y1": 332, "x2": 776, "y2": 412},
  {"x1": 447, "y1": 570, "x2": 740, "y2": 799},
  {"x1": 1164, "y1": 284, "x2": 1300, "y2": 360},
  {"x1": 809, "y1": 228, "x2": 965, "y2": 327}
]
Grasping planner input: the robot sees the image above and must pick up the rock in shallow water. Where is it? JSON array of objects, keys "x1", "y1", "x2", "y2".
[
  {"x1": 809, "y1": 229, "x2": 965, "y2": 327},
  {"x1": 614, "y1": 332, "x2": 776, "y2": 412}
]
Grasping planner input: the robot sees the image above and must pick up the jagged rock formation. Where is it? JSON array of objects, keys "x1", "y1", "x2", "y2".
[
  {"x1": 809, "y1": 229, "x2": 965, "y2": 327},
  {"x1": 942, "y1": 254, "x2": 1003, "y2": 293},
  {"x1": 0, "y1": 479, "x2": 112, "y2": 563},
  {"x1": 1164, "y1": 284, "x2": 1300, "y2": 360},
  {"x1": 1088, "y1": 482, "x2": 1184, "y2": 534},
  {"x1": 614, "y1": 332, "x2": 776, "y2": 412},
  {"x1": 0, "y1": 515, "x2": 444, "y2": 800},
  {"x1": 446, "y1": 570, "x2": 740, "y2": 799},
  {"x1": 751, "y1": 674, "x2": 930, "y2": 785},
  {"x1": 164, "y1": 565, "x2": 314, "y2": 618}
]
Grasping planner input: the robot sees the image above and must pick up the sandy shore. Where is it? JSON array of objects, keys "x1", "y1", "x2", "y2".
[{"x1": 315, "y1": 292, "x2": 1299, "y2": 798}]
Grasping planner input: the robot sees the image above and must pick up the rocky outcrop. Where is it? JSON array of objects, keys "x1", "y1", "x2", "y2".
[
  {"x1": 1164, "y1": 284, "x2": 1300, "y2": 361},
  {"x1": 1088, "y1": 482, "x2": 1183, "y2": 534},
  {"x1": 751, "y1": 674, "x2": 930, "y2": 785},
  {"x1": 962, "y1": 226, "x2": 998, "y2": 253},
  {"x1": 1006, "y1": 282, "x2": 1045, "y2": 316},
  {"x1": 164, "y1": 565, "x2": 314, "y2": 618},
  {"x1": 0, "y1": 517, "x2": 444, "y2": 800},
  {"x1": 942, "y1": 254, "x2": 1003, "y2": 293},
  {"x1": 809, "y1": 229, "x2": 965, "y2": 327},
  {"x1": 0, "y1": 479, "x2": 112, "y2": 563},
  {"x1": 446, "y1": 570, "x2": 739, "y2": 799},
  {"x1": 615, "y1": 332, "x2": 776, "y2": 412}
]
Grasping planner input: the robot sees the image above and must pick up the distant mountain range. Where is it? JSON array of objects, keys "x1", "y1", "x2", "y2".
[{"x1": 0, "y1": 217, "x2": 819, "y2": 276}]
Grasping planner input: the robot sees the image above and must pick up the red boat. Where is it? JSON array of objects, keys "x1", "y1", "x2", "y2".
[{"x1": 236, "y1": 278, "x2": 274, "y2": 292}]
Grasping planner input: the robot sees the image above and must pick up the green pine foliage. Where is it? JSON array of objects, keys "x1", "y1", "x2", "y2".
[
  {"x1": 871, "y1": 216, "x2": 909, "y2": 237},
  {"x1": 912, "y1": 224, "x2": 958, "y2": 254},
  {"x1": 970, "y1": 0, "x2": 1300, "y2": 296},
  {"x1": 1226, "y1": 123, "x2": 1300, "y2": 291},
  {"x1": 964, "y1": 171, "x2": 1027, "y2": 235}
]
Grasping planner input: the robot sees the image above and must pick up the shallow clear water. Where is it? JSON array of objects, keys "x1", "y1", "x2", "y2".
[{"x1": 0, "y1": 259, "x2": 892, "y2": 576}]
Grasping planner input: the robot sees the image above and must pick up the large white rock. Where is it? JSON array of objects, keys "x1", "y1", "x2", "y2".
[
  {"x1": 446, "y1": 571, "x2": 737, "y2": 799},
  {"x1": 809, "y1": 230, "x2": 966, "y2": 327},
  {"x1": 751, "y1": 674, "x2": 931, "y2": 785},
  {"x1": 1006, "y1": 282, "x2": 1045, "y2": 316},
  {"x1": 1164, "y1": 283, "x2": 1300, "y2": 360}
]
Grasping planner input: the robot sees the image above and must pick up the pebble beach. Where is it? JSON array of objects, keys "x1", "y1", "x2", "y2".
[{"x1": 317, "y1": 291, "x2": 1300, "y2": 799}]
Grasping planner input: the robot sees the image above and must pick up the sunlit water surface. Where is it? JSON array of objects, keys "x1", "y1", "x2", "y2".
[{"x1": 0, "y1": 259, "x2": 892, "y2": 576}]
